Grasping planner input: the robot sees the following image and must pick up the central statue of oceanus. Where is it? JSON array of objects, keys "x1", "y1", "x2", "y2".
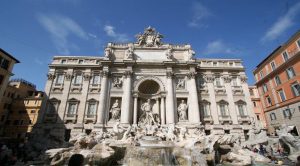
[{"x1": 139, "y1": 99, "x2": 159, "y2": 125}]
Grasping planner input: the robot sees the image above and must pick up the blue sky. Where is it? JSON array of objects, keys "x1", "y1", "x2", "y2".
[{"x1": 1, "y1": 0, "x2": 300, "y2": 90}]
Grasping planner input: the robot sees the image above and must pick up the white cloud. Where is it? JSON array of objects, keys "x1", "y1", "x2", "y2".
[
  {"x1": 188, "y1": 2, "x2": 211, "y2": 27},
  {"x1": 37, "y1": 13, "x2": 88, "y2": 54},
  {"x1": 203, "y1": 40, "x2": 237, "y2": 55},
  {"x1": 104, "y1": 25, "x2": 129, "y2": 42},
  {"x1": 261, "y1": 2, "x2": 300, "y2": 42}
]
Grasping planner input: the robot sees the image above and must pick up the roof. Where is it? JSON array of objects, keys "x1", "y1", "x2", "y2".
[
  {"x1": 255, "y1": 29, "x2": 300, "y2": 70},
  {"x1": 0, "y1": 48, "x2": 20, "y2": 63}
]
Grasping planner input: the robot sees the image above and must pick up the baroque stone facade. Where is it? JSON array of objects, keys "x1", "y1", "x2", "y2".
[{"x1": 42, "y1": 27, "x2": 256, "y2": 139}]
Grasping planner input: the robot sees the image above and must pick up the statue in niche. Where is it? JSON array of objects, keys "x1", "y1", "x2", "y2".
[
  {"x1": 176, "y1": 79, "x2": 185, "y2": 89},
  {"x1": 113, "y1": 77, "x2": 123, "y2": 88},
  {"x1": 110, "y1": 100, "x2": 121, "y2": 121},
  {"x1": 139, "y1": 99, "x2": 157, "y2": 125},
  {"x1": 178, "y1": 100, "x2": 188, "y2": 121},
  {"x1": 125, "y1": 44, "x2": 134, "y2": 59}
]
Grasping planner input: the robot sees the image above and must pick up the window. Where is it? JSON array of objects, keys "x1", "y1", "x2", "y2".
[
  {"x1": 56, "y1": 74, "x2": 64, "y2": 84},
  {"x1": 219, "y1": 104, "x2": 227, "y2": 116},
  {"x1": 231, "y1": 77, "x2": 238, "y2": 86},
  {"x1": 213, "y1": 62, "x2": 217, "y2": 66},
  {"x1": 0, "y1": 75, "x2": 4, "y2": 85},
  {"x1": 266, "y1": 96, "x2": 272, "y2": 106},
  {"x1": 253, "y1": 101, "x2": 257, "y2": 107},
  {"x1": 67, "y1": 103, "x2": 77, "y2": 116},
  {"x1": 274, "y1": 75, "x2": 281, "y2": 86},
  {"x1": 282, "y1": 51, "x2": 289, "y2": 62},
  {"x1": 92, "y1": 74, "x2": 100, "y2": 85},
  {"x1": 87, "y1": 102, "x2": 97, "y2": 116},
  {"x1": 61, "y1": 59, "x2": 66, "y2": 64},
  {"x1": 256, "y1": 115, "x2": 260, "y2": 120},
  {"x1": 286, "y1": 67, "x2": 296, "y2": 79},
  {"x1": 270, "y1": 62, "x2": 276, "y2": 71},
  {"x1": 238, "y1": 104, "x2": 245, "y2": 116},
  {"x1": 291, "y1": 82, "x2": 300, "y2": 97},
  {"x1": 47, "y1": 99, "x2": 59, "y2": 114},
  {"x1": 215, "y1": 77, "x2": 221, "y2": 86},
  {"x1": 73, "y1": 73, "x2": 82, "y2": 85},
  {"x1": 263, "y1": 84, "x2": 268, "y2": 93},
  {"x1": 78, "y1": 60, "x2": 83, "y2": 64},
  {"x1": 200, "y1": 102, "x2": 210, "y2": 117},
  {"x1": 260, "y1": 71, "x2": 264, "y2": 78},
  {"x1": 278, "y1": 90, "x2": 286, "y2": 102},
  {"x1": 249, "y1": 89, "x2": 254, "y2": 95},
  {"x1": 283, "y1": 109, "x2": 292, "y2": 118},
  {"x1": 270, "y1": 113, "x2": 276, "y2": 120},
  {"x1": 0, "y1": 57, "x2": 10, "y2": 70}
]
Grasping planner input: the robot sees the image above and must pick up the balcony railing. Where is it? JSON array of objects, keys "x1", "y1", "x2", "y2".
[
  {"x1": 84, "y1": 114, "x2": 97, "y2": 124},
  {"x1": 237, "y1": 115, "x2": 251, "y2": 124},
  {"x1": 219, "y1": 115, "x2": 232, "y2": 124}
]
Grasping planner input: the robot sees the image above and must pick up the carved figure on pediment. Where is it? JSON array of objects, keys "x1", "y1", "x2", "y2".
[
  {"x1": 187, "y1": 49, "x2": 195, "y2": 60},
  {"x1": 83, "y1": 74, "x2": 91, "y2": 81},
  {"x1": 110, "y1": 100, "x2": 121, "y2": 121},
  {"x1": 176, "y1": 79, "x2": 185, "y2": 89},
  {"x1": 178, "y1": 100, "x2": 188, "y2": 121},
  {"x1": 139, "y1": 99, "x2": 157, "y2": 125},
  {"x1": 104, "y1": 47, "x2": 112, "y2": 59},
  {"x1": 65, "y1": 73, "x2": 73, "y2": 80},
  {"x1": 223, "y1": 76, "x2": 231, "y2": 83},
  {"x1": 135, "y1": 26, "x2": 163, "y2": 47},
  {"x1": 165, "y1": 48, "x2": 173, "y2": 60},
  {"x1": 113, "y1": 77, "x2": 123, "y2": 88}
]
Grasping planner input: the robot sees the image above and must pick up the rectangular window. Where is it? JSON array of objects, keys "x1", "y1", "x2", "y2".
[
  {"x1": 67, "y1": 103, "x2": 77, "y2": 116},
  {"x1": 238, "y1": 104, "x2": 245, "y2": 116},
  {"x1": 87, "y1": 103, "x2": 96, "y2": 115},
  {"x1": 232, "y1": 77, "x2": 238, "y2": 86},
  {"x1": 92, "y1": 75, "x2": 100, "y2": 85},
  {"x1": 61, "y1": 59, "x2": 66, "y2": 64},
  {"x1": 263, "y1": 84, "x2": 268, "y2": 93},
  {"x1": 78, "y1": 60, "x2": 83, "y2": 64},
  {"x1": 256, "y1": 115, "x2": 260, "y2": 120},
  {"x1": 0, "y1": 75, "x2": 4, "y2": 85},
  {"x1": 73, "y1": 74, "x2": 82, "y2": 85},
  {"x1": 282, "y1": 51, "x2": 289, "y2": 62},
  {"x1": 56, "y1": 74, "x2": 64, "y2": 84},
  {"x1": 0, "y1": 58, "x2": 10, "y2": 70},
  {"x1": 215, "y1": 77, "x2": 221, "y2": 86},
  {"x1": 274, "y1": 75, "x2": 281, "y2": 86},
  {"x1": 278, "y1": 90, "x2": 286, "y2": 102},
  {"x1": 270, "y1": 113, "x2": 276, "y2": 120},
  {"x1": 270, "y1": 62, "x2": 276, "y2": 71},
  {"x1": 220, "y1": 104, "x2": 226, "y2": 116},
  {"x1": 253, "y1": 101, "x2": 257, "y2": 107},
  {"x1": 266, "y1": 96, "x2": 272, "y2": 106},
  {"x1": 260, "y1": 71, "x2": 264, "y2": 78},
  {"x1": 283, "y1": 109, "x2": 292, "y2": 118},
  {"x1": 286, "y1": 67, "x2": 296, "y2": 79},
  {"x1": 200, "y1": 104, "x2": 209, "y2": 116},
  {"x1": 291, "y1": 82, "x2": 300, "y2": 97}
]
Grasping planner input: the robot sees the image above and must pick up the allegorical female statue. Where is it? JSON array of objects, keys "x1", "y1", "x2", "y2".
[
  {"x1": 110, "y1": 99, "x2": 121, "y2": 121},
  {"x1": 178, "y1": 100, "x2": 188, "y2": 121}
]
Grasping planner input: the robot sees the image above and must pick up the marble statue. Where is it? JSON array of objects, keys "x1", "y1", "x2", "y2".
[
  {"x1": 113, "y1": 77, "x2": 123, "y2": 88},
  {"x1": 139, "y1": 99, "x2": 156, "y2": 125},
  {"x1": 178, "y1": 100, "x2": 188, "y2": 121},
  {"x1": 125, "y1": 45, "x2": 134, "y2": 59},
  {"x1": 104, "y1": 47, "x2": 111, "y2": 59},
  {"x1": 165, "y1": 48, "x2": 173, "y2": 60},
  {"x1": 110, "y1": 100, "x2": 121, "y2": 121},
  {"x1": 176, "y1": 79, "x2": 185, "y2": 89},
  {"x1": 187, "y1": 49, "x2": 195, "y2": 60},
  {"x1": 135, "y1": 26, "x2": 163, "y2": 47}
]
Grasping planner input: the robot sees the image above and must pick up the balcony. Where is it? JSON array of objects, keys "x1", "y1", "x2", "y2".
[
  {"x1": 84, "y1": 114, "x2": 97, "y2": 124},
  {"x1": 89, "y1": 84, "x2": 101, "y2": 93},
  {"x1": 215, "y1": 86, "x2": 226, "y2": 94},
  {"x1": 64, "y1": 114, "x2": 77, "y2": 123},
  {"x1": 237, "y1": 115, "x2": 251, "y2": 124},
  {"x1": 232, "y1": 86, "x2": 243, "y2": 95},
  {"x1": 203, "y1": 115, "x2": 213, "y2": 124},
  {"x1": 219, "y1": 115, "x2": 232, "y2": 124},
  {"x1": 70, "y1": 84, "x2": 83, "y2": 93}
]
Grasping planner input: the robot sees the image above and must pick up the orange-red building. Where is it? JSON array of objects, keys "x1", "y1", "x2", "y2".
[
  {"x1": 249, "y1": 86, "x2": 267, "y2": 129},
  {"x1": 253, "y1": 31, "x2": 300, "y2": 136}
]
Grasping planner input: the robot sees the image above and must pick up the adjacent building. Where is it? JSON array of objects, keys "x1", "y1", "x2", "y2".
[
  {"x1": 42, "y1": 27, "x2": 257, "y2": 141},
  {"x1": 0, "y1": 48, "x2": 20, "y2": 102},
  {"x1": 249, "y1": 86, "x2": 266, "y2": 129},
  {"x1": 0, "y1": 79, "x2": 47, "y2": 139},
  {"x1": 253, "y1": 30, "x2": 300, "y2": 136}
]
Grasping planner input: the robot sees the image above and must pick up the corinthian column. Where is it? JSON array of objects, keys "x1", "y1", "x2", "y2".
[
  {"x1": 187, "y1": 71, "x2": 201, "y2": 123},
  {"x1": 166, "y1": 71, "x2": 175, "y2": 124},
  {"x1": 97, "y1": 71, "x2": 109, "y2": 124},
  {"x1": 121, "y1": 71, "x2": 133, "y2": 124}
]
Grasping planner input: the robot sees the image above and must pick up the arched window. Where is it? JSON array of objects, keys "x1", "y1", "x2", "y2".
[
  {"x1": 67, "y1": 98, "x2": 79, "y2": 117},
  {"x1": 217, "y1": 100, "x2": 229, "y2": 116},
  {"x1": 86, "y1": 99, "x2": 98, "y2": 117},
  {"x1": 200, "y1": 100, "x2": 210, "y2": 117},
  {"x1": 235, "y1": 100, "x2": 247, "y2": 117}
]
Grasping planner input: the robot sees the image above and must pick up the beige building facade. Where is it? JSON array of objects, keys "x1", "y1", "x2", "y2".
[{"x1": 42, "y1": 27, "x2": 256, "y2": 140}]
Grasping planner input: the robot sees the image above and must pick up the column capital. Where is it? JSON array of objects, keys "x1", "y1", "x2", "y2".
[
  {"x1": 187, "y1": 71, "x2": 197, "y2": 79},
  {"x1": 83, "y1": 73, "x2": 91, "y2": 81},
  {"x1": 47, "y1": 73, "x2": 56, "y2": 80},
  {"x1": 204, "y1": 74, "x2": 214, "y2": 83},
  {"x1": 133, "y1": 91, "x2": 139, "y2": 98},
  {"x1": 166, "y1": 71, "x2": 174, "y2": 78},
  {"x1": 239, "y1": 75, "x2": 248, "y2": 83},
  {"x1": 65, "y1": 73, "x2": 73, "y2": 81},
  {"x1": 100, "y1": 71, "x2": 109, "y2": 77},
  {"x1": 222, "y1": 75, "x2": 232, "y2": 83}
]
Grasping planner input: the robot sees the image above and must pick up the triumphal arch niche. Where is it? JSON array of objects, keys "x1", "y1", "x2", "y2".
[{"x1": 98, "y1": 26, "x2": 201, "y2": 128}]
